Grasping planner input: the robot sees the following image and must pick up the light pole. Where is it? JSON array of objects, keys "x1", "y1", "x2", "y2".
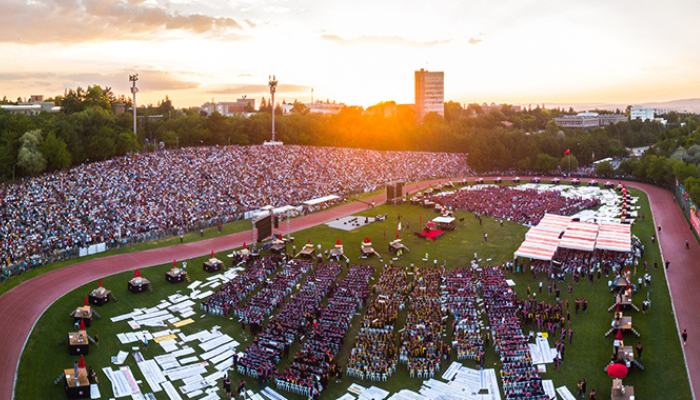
[
  {"x1": 129, "y1": 74, "x2": 139, "y2": 136},
  {"x1": 268, "y1": 75, "x2": 278, "y2": 142}
]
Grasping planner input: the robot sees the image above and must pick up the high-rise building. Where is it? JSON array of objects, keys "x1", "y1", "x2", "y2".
[{"x1": 415, "y1": 69, "x2": 444, "y2": 120}]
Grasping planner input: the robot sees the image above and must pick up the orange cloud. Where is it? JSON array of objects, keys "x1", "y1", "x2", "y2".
[{"x1": 0, "y1": 0, "x2": 245, "y2": 44}]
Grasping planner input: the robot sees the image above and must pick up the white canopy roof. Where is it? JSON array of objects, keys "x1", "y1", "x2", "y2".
[
  {"x1": 304, "y1": 195, "x2": 340, "y2": 205},
  {"x1": 432, "y1": 216, "x2": 456, "y2": 224}
]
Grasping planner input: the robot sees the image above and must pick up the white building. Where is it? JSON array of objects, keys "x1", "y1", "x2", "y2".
[
  {"x1": 281, "y1": 100, "x2": 345, "y2": 115},
  {"x1": 415, "y1": 69, "x2": 444, "y2": 120},
  {"x1": 630, "y1": 106, "x2": 655, "y2": 121},
  {"x1": 0, "y1": 95, "x2": 61, "y2": 115},
  {"x1": 200, "y1": 96, "x2": 255, "y2": 116}
]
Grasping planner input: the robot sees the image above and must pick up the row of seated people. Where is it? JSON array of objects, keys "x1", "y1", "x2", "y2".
[
  {"x1": 201, "y1": 256, "x2": 282, "y2": 316},
  {"x1": 346, "y1": 265, "x2": 408, "y2": 381},
  {"x1": 277, "y1": 265, "x2": 374, "y2": 398},
  {"x1": 481, "y1": 268, "x2": 547, "y2": 400},
  {"x1": 234, "y1": 260, "x2": 314, "y2": 325},
  {"x1": 237, "y1": 263, "x2": 343, "y2": 381},
  {"x1": 445, "y1": 268, "x2": 484, "y2": 361},
  {"x1": 399, "y1": 268, "x2": 448, "y2": 379}
]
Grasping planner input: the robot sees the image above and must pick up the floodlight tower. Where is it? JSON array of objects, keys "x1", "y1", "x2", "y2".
[
  {"x1": 269, "y1": 75, "x2": 278, "y2": 142},
  {"x1": 129, "y1": 74, "x2": 139, "y2": 136}
]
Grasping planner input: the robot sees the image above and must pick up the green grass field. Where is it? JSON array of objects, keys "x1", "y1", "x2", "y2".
[{"x1": 15, "y1": 185, "x2": 691, "y2": 400}]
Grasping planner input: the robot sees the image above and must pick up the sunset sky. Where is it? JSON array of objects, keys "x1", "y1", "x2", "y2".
[{"x1": 1, "y1": 0, "x2": 699, "y2": 109}]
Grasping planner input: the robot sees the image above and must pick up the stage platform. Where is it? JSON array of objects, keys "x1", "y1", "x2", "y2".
[{"x1": 325, "y1": 216, "x2": 376, "y2": 231}]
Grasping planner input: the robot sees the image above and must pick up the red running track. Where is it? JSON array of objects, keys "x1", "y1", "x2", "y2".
[{"x1": 0, "y1": 178, "x2": 697, "y2": 399}]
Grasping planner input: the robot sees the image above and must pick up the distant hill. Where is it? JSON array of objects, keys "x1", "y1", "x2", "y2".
[{"x1": 538, "y1": 98, "x2": 700, "y2": 114}]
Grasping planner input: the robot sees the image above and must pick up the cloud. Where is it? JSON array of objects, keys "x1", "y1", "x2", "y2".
[
  {"x1": 210, "y1": 83, "x2": 310, "y2": 95},
  {"x1": 320, "y1": 34, "x2": 451, "y2": 48},
  {"x1": 0, "y1": 69, "x2": 199, "y2": 93},
  {"x1": 61, "y1": 69, "x2": 201, "y2": 92},
  {"x1": 0, "y1": 0, "x2": 246, "y2": 44}
]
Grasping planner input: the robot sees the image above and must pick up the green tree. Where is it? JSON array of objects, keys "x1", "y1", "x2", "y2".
[
  {"x1": 17, "y1": 129, "x2": 46, "y2": 175},
  {"x1": 560, "y1": 155, "x2": 579, "y2": 172},
  {"x1": 594, "y1": 161, "x2": 614, "y2": 177},
  {"x1": 535, "y1": 154, "x2": 559, "y2": 172},
  {"x1": 40, "y1": 132, "x2": 71, "y2": 170}
]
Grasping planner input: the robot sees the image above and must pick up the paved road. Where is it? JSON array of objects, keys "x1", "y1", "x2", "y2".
[{"x1": 0, "y1": 177, "x2": 696, "y2": 399}]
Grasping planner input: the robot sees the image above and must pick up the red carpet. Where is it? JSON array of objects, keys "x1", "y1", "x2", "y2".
[{"x1": 420, "y1": 229, "x2": 444, "y2": 241}]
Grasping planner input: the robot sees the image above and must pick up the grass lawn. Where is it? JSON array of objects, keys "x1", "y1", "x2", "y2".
[{"x1": 15, "y1": 185, "x2": 691, "y2": 400}]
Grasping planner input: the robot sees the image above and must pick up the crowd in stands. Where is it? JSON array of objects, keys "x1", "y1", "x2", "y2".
[
  {"x1": 277, "y1": 264, "x2": 373, "y2": 399},
  {"x1": 481, "y1": 268, "x2": 547, "y2": 400},
  {"x1": 0, "y1": 145, "x2": 470, "y2": 276},
  {"x1": 346, "y1": 265, "x2": 408, "y2": 381},
  {"x1": 429, "y1": 186, "x2": 600, "y2": 226}
]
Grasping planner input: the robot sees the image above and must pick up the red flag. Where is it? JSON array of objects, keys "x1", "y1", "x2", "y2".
[
  {"x1": 564, "y1": 148, "x2": 570, "y2": 155},
  {"x1": 173, "y1": 260, "x2": 177, "y2": 267},
  {"x1": 78, "y1": 354, "x2": 85, "y2": 369},
  {"x1": 84, "y1": 295, "x2": 88, "y2": 306},
  {"x1": 420, "y1": 214, "x2": 423, "y2": 226},
  {"x1": 308, "y1": 237, "x2": 311, "y2": 244},
  {"x1": 79, "y1": 319, "x2": 86, "y2": 330},
  {"x1": 134, "y1": 269, "x2": 141, "y2": 277},
  {"x1": 211, "y1": 250, "x2": 214, "y2": 257},
  {"x1": 99, "y1": 278, "x2": 102, "y2": 287},
  {"x1": 243, "y1": 241, "x2": 247, "y2": 249},
  {"x1": 395, "y1": 229, "x2": 400, "y2": 240}
]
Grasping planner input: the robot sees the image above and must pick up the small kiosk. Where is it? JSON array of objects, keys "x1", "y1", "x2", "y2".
[
  {"x1": 72, "y1": 299, "x2": 93, "y2": 328},
  {"x1": 269, "y1": 239, "x2": 288, "y2": 254},
  {"x1": 166, "y1": 267, "x2": 185, "y2": 284},
  {"x1": 610, "y1": 379, "x2": 634, "y2": 400},
  {"x1": 296, "y1": 243, "x2": 316, "y2": 259},
  {"x1": 329, "y1": 239, "x2": 345, "y2": 261},
  {"x1": 68, "y1": 326, "x2": 90, "y2": 356},
  {"x1": 128, "y1": 270, "x2": 150, "y2": 294},
  {"x1": 88, "y1": 285, "x2": 110, "y2": 307},
  {"x1": 389, "y1": 239, "x2": 410, "y2": 255},
  {"x1": 64, "y1": 356, "x2": 90, "y2": 399},
  {"x1": 203, "y1": 258, "x2": 223, "y2": 273},
  {"x1": 360, "y1": 237, "x2": 380, "y2": 259}
]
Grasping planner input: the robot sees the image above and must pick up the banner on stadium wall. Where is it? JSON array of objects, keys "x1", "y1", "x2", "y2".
[
  {"x1": 679, "y1": 182, "x2": 700, "y2": 236},
  {"x1": 691, "y1": 210, "x2": 700, "y2": 236}
]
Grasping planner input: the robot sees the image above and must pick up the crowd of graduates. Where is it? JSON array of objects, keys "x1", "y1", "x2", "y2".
[
  {"x1": 236, "y1": 262, "x2": 343, "y2": 384},
  {"x1": 200, "y1": 256, "x2": 283, "y2": 317},
  {"x1": 277, "y1": 264, "x2": 373, "y2": 399},
  {"x1": 346, "y1": 264, "x2": 408, "y2": 381},
  {"x1": 481, "y1": 268, "x2": 548, "y2": 400},
  {"x1": 428, "y1": 186, "x2": 601, "y2": 226},
  {"x1": 399, "y1": 268, "x2": 449, "y2": 380}
]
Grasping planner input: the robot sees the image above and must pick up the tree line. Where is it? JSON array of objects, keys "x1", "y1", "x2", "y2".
[{"x1": 2, "y1": 85, "x2": 700, "y2": 204}]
